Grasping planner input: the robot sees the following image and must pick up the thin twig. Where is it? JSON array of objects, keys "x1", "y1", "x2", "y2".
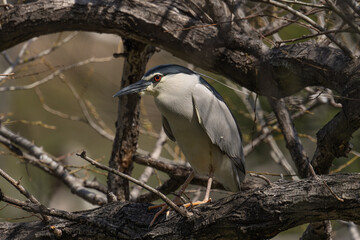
[
  {"x1": 77, "y1": 151, "x2": 190, "y2": 219},
  {"x1": 276, "y1": 28, "x2": 354, "y2": 44},
  {"x1": 249, "y1": 173, "x2": 272, "y2": 186},
  {"x1": 0, "y1": 38, "x2": 37, "y2": 82},
  {"x1": 257, "y1": 0, "x2": 354, "y2": 58},
  {"x1": 18, "y1": 32, "x2": 78, "y2": 65},
  {"x1": 130, "y1": 127, "x2": 167, "y2": 200},
  {"x1": 0, "y1": 73, "x2": 14, "y2": 76},
  {"x1": 0, "y1": 168, "x2": 51, "y2": 221},
  {"x1": 320, "y1": 177, "x2": 344, "y2": 202},
  {"x1": 60, "y1": 75, "x2": 114, "y2": 141},
  {"x1": 35, "y1": 88, "x2": 85, "y2": 122},
  {"x1": 274, "y1": 0, "x2": 328, "y2": 8},
  {"x1": 325, "y1": 0, "x2": 360, "y2": 34},
  {"x1": 0, "y1": 125, "x2": 107, "y2": 205},
  {"x1": 0, "y1": 56, "x2": 114, "y2": 92}
]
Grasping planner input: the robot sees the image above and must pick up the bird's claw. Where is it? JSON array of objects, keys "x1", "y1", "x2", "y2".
[{"x1": 148, "y1": 197, "x2": 211, "y2": 227}]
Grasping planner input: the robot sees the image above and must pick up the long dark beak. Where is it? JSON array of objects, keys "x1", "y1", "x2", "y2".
[{"x1": 113, "y1": 80, "x2": 151, "y2": 97}]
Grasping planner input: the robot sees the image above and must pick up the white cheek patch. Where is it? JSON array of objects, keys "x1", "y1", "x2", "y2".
[{"x1": 144, "y1": 84, "x2": 155, "y2": 95}]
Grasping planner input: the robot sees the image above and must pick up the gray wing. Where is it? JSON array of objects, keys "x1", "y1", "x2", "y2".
[
  {"x1": 161, "y1": 115, "x2": 176, "y2": 142},
  {"x1": 192, "y1": 80, "x2": 245, "y2": 182}
]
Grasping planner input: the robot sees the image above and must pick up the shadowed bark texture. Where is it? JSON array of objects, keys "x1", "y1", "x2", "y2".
[
  {"x1": 107, "y1": 40, "x2": 154, "y2": 201},
  {"x1": 0, "y1": 174, "x2": 359, "y2": 240}
]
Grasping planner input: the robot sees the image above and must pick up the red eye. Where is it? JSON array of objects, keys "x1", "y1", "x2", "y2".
[{"x1": 153, "y1": 75, "x2": 162, "y2": 82}]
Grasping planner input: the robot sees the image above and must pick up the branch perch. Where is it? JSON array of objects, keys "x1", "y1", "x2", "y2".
[
  {"x1": 0, "y1": 173, "x2": 359, "y2": 240},
  {"x1": 77, "y1": 151, "x2": 189, "y2": 219}
]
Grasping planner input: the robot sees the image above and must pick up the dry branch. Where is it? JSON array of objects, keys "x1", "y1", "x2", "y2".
[
  {"x1": 0, "y1": 173, "x2": 359, "y2": 240},
  {"x1": 0, "y1": 124, "x2": 107, "y2": 205},
  {"x1": 0, "y1": 0, "x2": 356, "y2": 97},
  {"x1": 107, "y1": 39, "x2": 154, "y2": 201}
]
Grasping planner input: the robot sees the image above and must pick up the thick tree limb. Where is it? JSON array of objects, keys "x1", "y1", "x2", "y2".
[
  {"x1": 0, "y1": 0, "x2": 356, "y2": 98},
  {"x1": 0, "y1": 173, "x2": 359, "y2": 240},
  {"x1": 1, "y1": 1, "x2": 358, "y2": 178}
]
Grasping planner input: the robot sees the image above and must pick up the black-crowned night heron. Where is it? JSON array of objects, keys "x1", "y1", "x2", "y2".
[{"x1": 114, "y1": 64, "x2": 245, "y2": 225}]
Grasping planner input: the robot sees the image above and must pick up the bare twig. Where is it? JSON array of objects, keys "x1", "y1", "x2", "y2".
[
  {"x1": 35, "y1": 88, "x2": 85, "y2": 122},
  {"x1": 256, "y1": 0, "x2": 354, "y2": 58},
  {"x1": 249, "y1": 173, "x2": 272, "y2": 186},
  {"x1": 60, "y1": 75, "x2": 114, "y2": 141},
  {"x1": 0, "y1": 56, "x2": 114, "y2": 92},
  {"x1": 77, "y1": 151, "x2": 190, "y2": 218},
  {"x1": 0, "y1": 125, "x2": 107, "y2": 205},
  {"x1": 18, "y1": 32, "x2": 78, "y2": 65},
  {"x1": 0, "y1": 168, "x2": 51, "y2": 221},
  {"x1": 135, "y1": 178, "x2": 183, "y2": 203},
  {"x1": 0, "y1": 73, "x2": 14, "y2": 76},
  {"x1": 272, "y1": 0, "x2": 328, "y2": 8},
  {"x1": 276, "y1": 28, "x2": 354, "y2": 44},
  {"x1": 325, "y1": 0, "x2": 360, "y2": 34},
  {"x1": 268, "y1": 97, "x2": 310, "y2": 178},
  {"x1": 130, "y1": 127, "x2": 167, "y2": 200},
  {"x1": 0, "y1": 38, "x2": 37, "y2": 82}
]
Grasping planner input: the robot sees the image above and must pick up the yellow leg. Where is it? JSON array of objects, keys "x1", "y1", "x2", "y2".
[
  {"x1": 203, "y1": 171, "x2": 213, "y2": 202},
  {"x1": 149, "y1": 170, "x2": 214, "y2": 226},
  {"x1": 183, "y1": 170, "x2": 214, "y2": 208},
  {"x1": 149, "y1": 171, "x2": 195, "y2": 226}
]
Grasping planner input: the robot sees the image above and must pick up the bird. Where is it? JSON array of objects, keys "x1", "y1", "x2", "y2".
[{"x1": 113, "y1": 64, "x2": 245, "y2": 225}]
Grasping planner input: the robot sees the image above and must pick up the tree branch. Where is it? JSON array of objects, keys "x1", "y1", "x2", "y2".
[
  {"x1": 0, "y1": 0, "x2": 357, "y2": 98},
  {"x1": 0, "y1": 173, "x2": 359, "y2": 239},
  {"x1": 107, "y1": 39, "x2": 154, "y2": 201},
  {"x1": 0, "y1": 124, "x2": 107, "y2": 205},
  {"x1": 268, "y1": 97, "x2": 310, "y2": 178}
]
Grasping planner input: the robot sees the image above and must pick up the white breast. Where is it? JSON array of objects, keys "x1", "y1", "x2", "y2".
[{"x1": 152, "y1": 74, "x2": 239, "y2": 191}]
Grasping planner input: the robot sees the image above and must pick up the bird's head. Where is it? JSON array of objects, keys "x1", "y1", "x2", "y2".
[{"x1": 113, "y1": 64, "x2": 196, "y2": 97}]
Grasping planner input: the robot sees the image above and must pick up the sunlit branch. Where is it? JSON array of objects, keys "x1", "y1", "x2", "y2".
[
  {"x1": 0, "y1": 56, "x2": 114, "y2": 92},
  {"x1": 77, "y1": 151, "x2": 190, "y2": 218},
  {"x1": 60, "y1": 75, "x2": 114, "y2": 141},
  {"x1": 0, "y1": 38, "x2": 37, "y2": 82},
  {"x1": 35, "y1": 88, "x2": 86, "y2": 122},
  {"x1": 18, "y1": 32, "x2": 78, "y2": 65},
  {"x1": 0, "y1": 168, "x2": 51, "y2": 221},
  {"x1": 0, "y1": 125, "x2": 107, "y2": 205},
  {"x1": 254, "y1": 0, "x2": 354, "y2": 58}
]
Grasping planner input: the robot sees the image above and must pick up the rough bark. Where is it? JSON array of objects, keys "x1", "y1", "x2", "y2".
[
  {"x1": 1, "y1": 1, "x2": 358, "y2": 169},
  {"x1": 268, "y1": 97, "x2": 310, "y2": 178},
  {"x1": 108, "y1": 40, "x2": 154, "y2": 201},
  {"x1": 312, "y1": 73, "x2": 360, "y2": 174},
  {"x1": 0, "y1": 173, "x2": 359, "y2": 240},
  {"x1": 0, "y1": 0, "x2": 356, "y2": 97}
]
